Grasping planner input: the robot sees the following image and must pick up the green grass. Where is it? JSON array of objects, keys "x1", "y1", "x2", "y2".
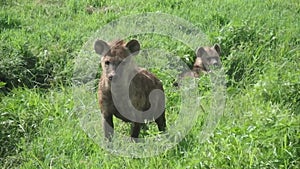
[{"x1": 1, "y1": 0, "x2": 299, "y2": 168}]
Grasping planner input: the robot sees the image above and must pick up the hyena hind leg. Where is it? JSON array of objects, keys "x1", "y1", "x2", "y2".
[
  {"x1": 130, "y1": 122, "x2": 142, "y2": 142},
  {"x1": 155, "y1": 113, "x2": 166, "y2": 132}
]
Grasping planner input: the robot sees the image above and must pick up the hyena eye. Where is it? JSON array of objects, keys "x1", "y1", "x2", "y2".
[{"x1": 104, "y1": 61, "x2": 110, "y2": 65}]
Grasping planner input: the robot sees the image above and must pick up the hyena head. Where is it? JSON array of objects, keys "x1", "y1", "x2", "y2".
[
  {"x1": 193, "y1": 44, "x2": 221, "y2": 74},
  {"x1": 94, "y1": 39, "x2": 140, "y2": 82}
]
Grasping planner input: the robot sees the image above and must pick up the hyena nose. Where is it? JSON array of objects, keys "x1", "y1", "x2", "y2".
[
  {"x1": 211, "y1": 60, "x2": 221, "y2": 67},
  {"x1": 108, "y1": 75, "x2": 114, "y2": 81},
  {"x1": 108, "y1": 73, "x2": 118, "y2": 81}
]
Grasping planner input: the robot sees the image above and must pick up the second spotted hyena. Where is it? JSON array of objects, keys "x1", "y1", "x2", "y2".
[
  {"x1": 174, "y1": 44, "x2": 221, "y2": 86},
  {"x1": 95, "y1": 39, "x2": 166, "y2": 141}
]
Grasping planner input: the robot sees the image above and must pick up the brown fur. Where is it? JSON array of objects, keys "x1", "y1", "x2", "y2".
[
  {"x1": 174, "y1": 44, "x2": 222, "y2": 86},
  {"x1": 95, "y1": 39, "x2": 166, "y2": 141}
]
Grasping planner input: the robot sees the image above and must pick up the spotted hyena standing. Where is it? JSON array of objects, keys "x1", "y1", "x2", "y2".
[
  {"x1": 95, "y1": 39, "x2": 166, "y2": 141},
  {"x1": 174, "y1": 44, "x2": 221, "y2": 86}
]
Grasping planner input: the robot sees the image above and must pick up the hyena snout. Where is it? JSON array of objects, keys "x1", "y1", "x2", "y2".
[
  {"x1": 205, "y1": 56, "x2": 222, "y2": 70},
  {"x1": 107, "y1": 72, "x2": 116, "y2": 81},
  {"x1": 211, "y1": 60, "x2": 220, "y2": 66},
  {"x1": 210, "y1": 59, "x2": 221, "y2": 69},
  {"x1": 107, "y1": 67, "x2": 120, "y2": 81}
]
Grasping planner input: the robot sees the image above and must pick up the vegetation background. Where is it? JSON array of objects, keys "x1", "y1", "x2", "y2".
[{"x1": 0, "y1": 0, "x2": 299, "y2": 168}]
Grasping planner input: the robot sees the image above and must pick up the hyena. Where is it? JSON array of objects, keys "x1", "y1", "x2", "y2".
[
  {"x1": 174, "y1": 44, "x2": 221, "y2": 86},
  {"x1": 95, "y1": 39, "x2": 166, "y2": 141}
]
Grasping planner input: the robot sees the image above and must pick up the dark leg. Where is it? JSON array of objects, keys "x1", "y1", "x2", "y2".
[
  {"x1": 155, "y1": 112, "x2": 166, "y2": 132},
  {"x1": 130, "y1": 122, "x2": 142, "y2": 142},
  {"x1": 103, "y1": 114, "x2": 114, "y2": 141}
]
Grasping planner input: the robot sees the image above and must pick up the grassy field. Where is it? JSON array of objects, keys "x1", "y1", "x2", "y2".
[{"x1": 1, "y1": 0, "x2": 299, "y2": 168}]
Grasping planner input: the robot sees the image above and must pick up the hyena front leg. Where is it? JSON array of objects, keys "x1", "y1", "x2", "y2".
[
  {"x1": 102, "y1": 113, "x2": 114, "y2": 141},
  {"x1": 155, "y1": 111, "x2": 166, "y2": 132},
  {"x1": 130, "y1": 122, "x2": 142, "y2": 142}
]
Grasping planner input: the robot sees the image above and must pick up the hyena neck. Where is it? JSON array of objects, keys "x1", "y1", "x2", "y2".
[{"x1": 99, "y1": 75, "x2": 111, "y2": 90}]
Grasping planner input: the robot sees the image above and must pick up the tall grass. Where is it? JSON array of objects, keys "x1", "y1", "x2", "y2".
[{"x1": 0, "y1": 0, "x2": 299, "y2": 168}]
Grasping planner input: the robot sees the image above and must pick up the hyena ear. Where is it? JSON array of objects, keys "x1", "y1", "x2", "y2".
[
  {"x1": 213, "y1": 44, "x2": 221, "y2": 55},
  {"x1": 126, "y1": 39, "x2": 140, "y2": 55},
  {"x1": 94, "y1": 39, "x2": 110, "y2": 56},
  {"x1": 196, "y1": 47, "x2": 207, "y2": 58}
]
